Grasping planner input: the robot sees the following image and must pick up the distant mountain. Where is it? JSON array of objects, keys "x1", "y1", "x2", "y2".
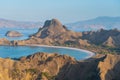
[
  {"x1": 1, "y1": 16, "x2": 120, "y2": 30},
  {"x1": 0, "y1": 18, "x2": 43, "y2": 28},
  {"x1": 66, "y1": 16, "x2": 120, "y2": 32}
]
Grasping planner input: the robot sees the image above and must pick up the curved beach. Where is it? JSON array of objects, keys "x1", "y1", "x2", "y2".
[{"x1": 25, "y1": 44, "x2": 95, "y2": 60}]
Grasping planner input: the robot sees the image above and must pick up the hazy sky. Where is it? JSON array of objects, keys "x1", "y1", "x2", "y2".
[{"x1": 0, "y1": 0, "x2": 120, "y2": 23}]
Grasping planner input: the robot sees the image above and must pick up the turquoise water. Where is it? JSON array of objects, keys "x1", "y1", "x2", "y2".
[
  {"x1": 0, "y1": 46, "x2": 89, "y2": 60},
  {"x1": 0, "y1": 28, "x2": 91, "y2": 60}
]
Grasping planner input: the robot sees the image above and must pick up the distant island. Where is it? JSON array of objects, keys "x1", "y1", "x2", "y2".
[
  {"x1": 0, "y1": 16, "x2": 120, "y2": 31},
  {"x1": 67, "y1": 16, "x2": 120, "y2": 31},
  {"x1": 5, "y1": 31, "x2": 23, "y2": 37},
  {"x1": 0, "y1": 18, "x2": 43, "y2": 28},
  {"x1": 0, "y1": 18, "x2": 120, "y2": 80}
]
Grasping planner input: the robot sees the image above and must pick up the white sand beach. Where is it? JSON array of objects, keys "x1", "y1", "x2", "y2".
[{"x1": 25, "y1": 44, "x2": 95, "y2": 60}]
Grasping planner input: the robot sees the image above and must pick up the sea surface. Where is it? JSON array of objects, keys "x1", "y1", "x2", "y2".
[{"x1": 0, "y1": 46, "x2": 89, "y2": 60}]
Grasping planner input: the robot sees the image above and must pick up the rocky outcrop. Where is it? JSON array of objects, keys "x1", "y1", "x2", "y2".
[
  {"x1": 78, "y1": 39, "x2": 90, "y2": 46},
  {"x1": 13, "y1": 19, "x2": 120, "y2": 48},
  {"x1": 32, "y1": 19, "x2": 67, "y2": 38},
  {"x1": 5, "y1": 31, "x2": 23, "y2": 37},
  {"x1": 82, "y1": 29, "x2": 120, "y2": 47},
  {"x1": 0, "y1": 38, "x2": 10, "y2": 45},
  {"x1": 0, "y1": 52, "x2": 120, "y2": 80},
  {"x1": 103, "y1": 36, "x2": 115, "y2": 47},
  {"x1": 31, "y1": 19, "x2": 82, "y2": 40},
  {"x1": 15, "y1": 19, "x2": 90, "y2": 46},
  {"x1": 56, "y1": 54, "x2": 106, "y2": 80},
  {"x1": 98, "y1": 54, "x2": 120, "y2": 80},
  {"x1": 0, "y1": 58, "x2": 14, "y2": 80},
  {"x1": 0, "y1": 52, "x2": 76, "y2": 80}
]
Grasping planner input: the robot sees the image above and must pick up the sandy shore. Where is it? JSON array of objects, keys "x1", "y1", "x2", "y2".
[{"x1": 25, "y1": 44, "x2": 95, "y2": 59}]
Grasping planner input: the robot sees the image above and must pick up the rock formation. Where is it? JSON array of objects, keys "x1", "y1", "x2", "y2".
[
  {"x1": 12, "y1": 19, "x2": 120, "y2": 48},
  {"x1": 82, "y1": 29, "x2": 120, "y2": 47},
  {"x1": 0, "y1": 52, "x2": 76, "y2": 80},
  {"x1": 15, "y1": 19, "x2": 89, "y2": 46},
  {"x1": 32, "y1": 19, "x2": 67, "y2": 38},
  {"x1": 0, "y1": 52, "x2": 119, "y2": 80},
  {"x1": 98, "y1": 54, "x2": 120, "y2": 80},
  {"x1": 0, "y1": 38, "x2": 10, "y2": 45},
  {"x1": 103, "y1": 36, "x2": 115, "y2": 47},
  {"x1": 5, "y1": 31, "x2": 23, "y2": 37}
]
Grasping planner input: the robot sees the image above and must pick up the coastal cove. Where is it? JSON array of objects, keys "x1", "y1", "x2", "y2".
[
  {"x1": 0, "y1": 18, "x2": 120, "y2": 80},
  {"x1": 0, "y1": 45, "x2": 95, "y2": 60}
]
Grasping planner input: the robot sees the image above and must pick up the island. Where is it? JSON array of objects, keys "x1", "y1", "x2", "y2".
[
  {"x1": 5, "y1": 31, "x2": 23, "y2": 37},
  {"x1": 0, "y1": 19, "x2": 120, "y2": 80}
]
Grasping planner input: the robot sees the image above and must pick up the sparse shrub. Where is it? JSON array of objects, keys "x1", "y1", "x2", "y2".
[{"x1": 41, "y1": 72, "x2": 56, "y2": 80}]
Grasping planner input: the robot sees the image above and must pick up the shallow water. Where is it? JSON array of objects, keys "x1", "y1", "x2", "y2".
[{"x1": 0, "y1": 46, "x2": 89, "y2": 60}]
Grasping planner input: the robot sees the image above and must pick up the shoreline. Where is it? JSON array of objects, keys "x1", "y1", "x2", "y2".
[{"x1": 25, "y1": 44, "x2": 95, "y2": 60}]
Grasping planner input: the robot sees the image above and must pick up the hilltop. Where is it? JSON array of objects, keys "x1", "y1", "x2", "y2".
[
  {"x1": 12, "y1": 19, "x2": 120, "y2": 50},
  {"x1": 14, "y1": 19, "x2": 89, "y2": 47},
  {"x1": 0, "y1": 52, "x2": 120, "y2": 80}
]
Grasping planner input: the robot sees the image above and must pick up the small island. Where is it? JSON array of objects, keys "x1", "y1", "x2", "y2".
[{"x1": 5, "y1": 31, "x2": 23, "y2": 37}]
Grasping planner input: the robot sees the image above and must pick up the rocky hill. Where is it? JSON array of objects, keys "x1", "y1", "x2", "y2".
[
  {"x1": 0, "y1": 52, "x2": 75, "y2": 80},
  {"x1": 0, "y1": 52, "x2": 120, "y2": 80},
  {"x1": 15, "y1": 19, "x2": 89, "y2": 46},
  {"x1": 5, "y1": 31, "x2": 23, "y2": 37},
  {"x1": 13, "y1": 19, "x2": 120, "y2": 48},
  {"x1": 0, "y1": 38, "x2": 10, "y2": 45},
  {"x1": 82, "y1": 29, "x2": 120, "y2": 47}
]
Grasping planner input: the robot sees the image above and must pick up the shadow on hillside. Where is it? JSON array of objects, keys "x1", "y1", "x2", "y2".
[
  {"x1": 105, "y1": 61, "x2": 120, "y2": 80},
  {"x1": 55, "y1": 55, "x2": 106, "y2": 80}
]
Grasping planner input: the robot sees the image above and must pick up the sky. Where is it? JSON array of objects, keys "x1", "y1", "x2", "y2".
[{"x1": 0, "y1": 0, "x2": 120, "y2": 23}]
